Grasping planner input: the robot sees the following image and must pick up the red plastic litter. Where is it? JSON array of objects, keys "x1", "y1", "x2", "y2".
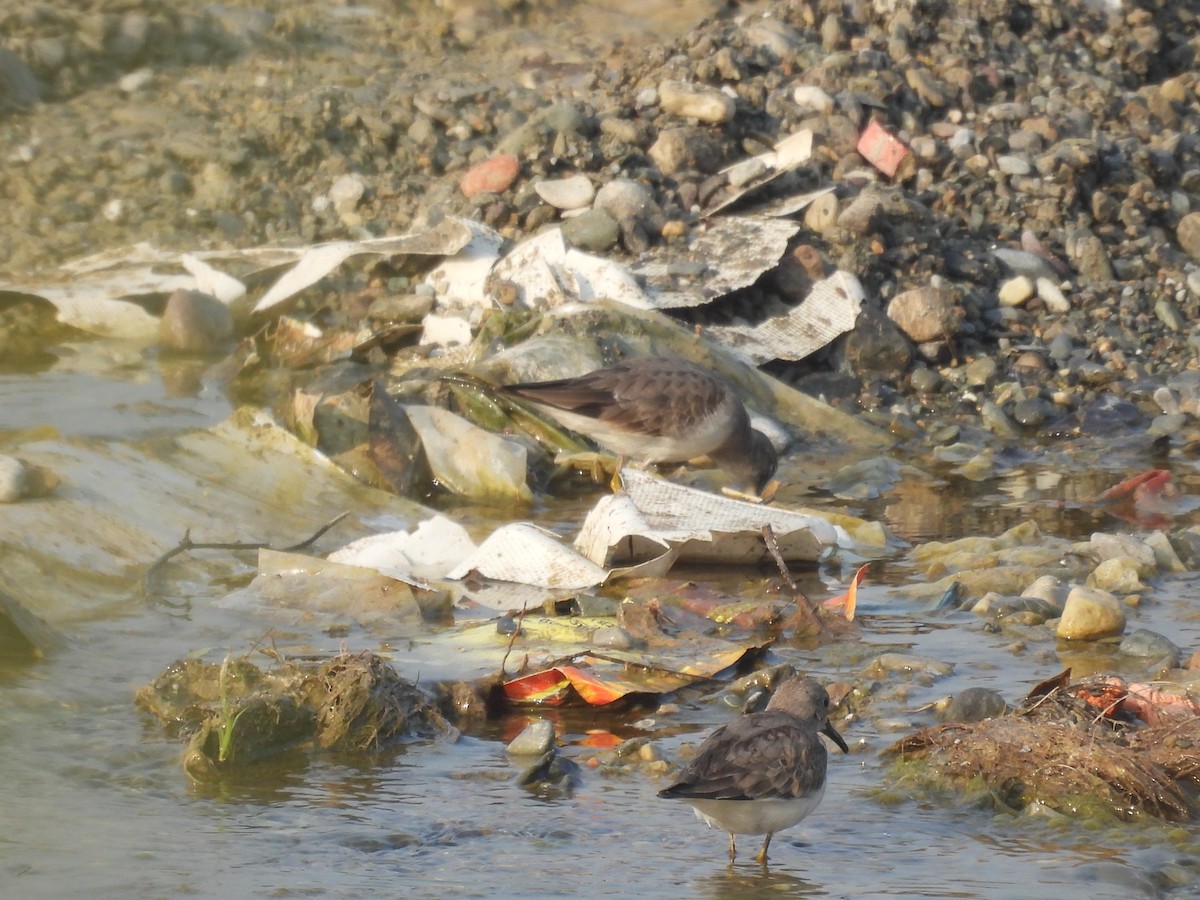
[{"x1": 857, "y1": 119, "x2": 911, "y2": 178}]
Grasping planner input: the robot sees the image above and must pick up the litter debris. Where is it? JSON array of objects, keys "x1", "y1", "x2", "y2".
[{"x1": 857, "y1": 119, "x2": 913, "y2": 179}]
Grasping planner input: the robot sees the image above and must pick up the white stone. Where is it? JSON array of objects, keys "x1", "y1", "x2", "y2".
[
  {"x1": 658, "y1": 79, "x2": 735, "y2": 123},
  {"x1": 1036, "y1": 277, "x2": 1071, "y2": 312},
  {"x1": 792, "y1": 85, "x2": 834, "y2": 114},
  {"x1": 996, "y1": 154, "x2": 1031, "y2": 176},
  {"x1": 1020, "y1": 574, "x2": 1068, "y2": 610},
  {"x1": 117, "y1": 67, "x2": 154, "y2": 92},
  {"x1": 534, "y1": 174, "x2": 595, "y2": 210},
  {"x1": 329, "y1": 173, "x2": 366, "y2": 215}
]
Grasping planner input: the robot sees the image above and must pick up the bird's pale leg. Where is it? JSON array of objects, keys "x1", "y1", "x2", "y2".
[
  {"x1": 727, "y1": 832, "x2": 737, "y2": 863},
  {"x1": 754, "y1": 833, "x2": 773, "y2": 865}
]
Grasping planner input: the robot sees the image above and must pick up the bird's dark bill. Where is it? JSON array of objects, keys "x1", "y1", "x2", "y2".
[{"x1": 823, "y1": 720, "x2": 849, "y2": 753}]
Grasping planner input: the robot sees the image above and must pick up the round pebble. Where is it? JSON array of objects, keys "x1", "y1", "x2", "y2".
[
  {"x1": 460, "y1": 155, "x2": 520, "y2": 198},
  {"x1": 534, "y1": 174, "x2": 595, "y2": 211}
]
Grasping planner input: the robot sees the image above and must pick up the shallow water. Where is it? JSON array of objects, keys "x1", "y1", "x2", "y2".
[
  {"x1": 5, "y1": 348, "x2": 1200, "y2": 898},
  {"x1": 7, "y1": 566, "x2": 1200, "y2": 899}
]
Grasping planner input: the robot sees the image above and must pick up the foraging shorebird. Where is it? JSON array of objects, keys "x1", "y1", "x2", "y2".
[
  {"x1": 499, "y1": 357, "x2": 777, "y2": 495},
  {"x1": 658, "y1": 675, "x2": 848, "y2": 864}
]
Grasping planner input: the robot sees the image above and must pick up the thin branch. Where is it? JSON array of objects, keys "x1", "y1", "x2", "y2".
[
  {"x1": 762, "y1": 524, "x2": 797, "y2": 593},
  {"x1": 499, "y1": 602, "x2": 531, "y2": 678},
  {"x1": 141, "y1": 511, "x2": 351, "y2": 595}
]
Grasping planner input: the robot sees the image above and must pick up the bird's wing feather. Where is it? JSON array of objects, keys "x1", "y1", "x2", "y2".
[
  {"x1": 658, "y1": 712, "x2": 828, "y2": 802},
  {"x1": 505, "y1": 362, "x2": 729, "y2": 440}
]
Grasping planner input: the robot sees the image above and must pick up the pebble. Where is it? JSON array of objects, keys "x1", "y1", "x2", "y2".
[
  {"x1": 648, "y1": 126, "x2": 722, "y2": 175},
  {"x1": 1089, "y1": 533, "x2": 1156, "y2": 569},
  {"x1": 792, "y1": 85, "x2": 834, "y2": 114},
  {"x1": 1176, "y1": 212, "x2": 1200, "y2": 262},
  {"x1": 560, "y1": 209, "x2": 620, "y2": 252},
  {"x1": 460, "y1": 155, "x2": 520, "y2": 198},
  {"x1": 1057, "y1": 585, "x2": 1126, "y2": 641},
  {"x1": 803, "y1": 192, "x2": 839, "y2": 233},
  {"x1": 964, "y1": 357, "x2": 997, "y2": 387},
  {"x1": 997, "y1": 276, "x2": 1034, "y2": 307},
  {"x1": 996, "y1": 154, "x2": 1031, "y2": 176},
  {"x1": 593, "y1": 179, "x2": 653, "y2": 221},
  {"x1": 1021, "y1": 575, "x2": 1069, "y2": 611},
  {"x1": 329, "y1": 173, "x2": 367, "y2": 216},
  {"x1": 1118, "y1": 629, "x2": 1180, "y2": 668},
  {"x1": 506, "y1": 719, "x2": 555, "y2": 756},
  {"x1": 886, "y1": 285, "x2": 959, "y2": 343},
  {"x1": 1087, "y1": 558, "x2": 1146, "y2": 593},
  {"x1": 534, "y1": 174, "x2": 594, "y2": 211},
  {"x1": 1035, "y1": 278, "x2": 1070, "y2": 313},
  {"x1": 940, "y1": 687, "x2": 1007, "y2": 723},
  {"x1": 657, "y1": 79, "x2": 735, "y2": 124},
  {"x1": 0, "y1": 455, "x2": 28, "y2": 503}
]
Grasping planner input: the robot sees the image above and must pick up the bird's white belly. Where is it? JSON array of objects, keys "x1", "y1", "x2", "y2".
[{"x1": 686, "y1": 786, "x2": 825, "y2": 836}]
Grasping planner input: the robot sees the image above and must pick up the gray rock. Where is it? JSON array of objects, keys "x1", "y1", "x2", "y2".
[
  {"x1": 1119, "y1": 628, "x2": 1180, "y2": 667},
  {"x1": 0, "y1": 47, "x2": 41, "y2": 109},
  {"x1": 506, "y1": 718, "x2": 555, "y2": 756},
  {"x1": 1070, "y1": 231, "x2": 1115, "y2": 283},
  {"x1": 1089, "y1": 533, "x2": 1156, "y2": 569},
  {"x1": 964, "y1": 357, "x2": 997, "y2": 387},
  {"x1": 368, "y1": 293, "x2": 434, "y2": 323},
  {"x1": 560, "y1": 208, "x2": 620, "y2": 252},
  {"x1": 991, "y1": 247, "x2": 1061, "y2": 281},
  {"x1": 593, "y1": 179, "x2": 652, "y2": 221},
  {"x1": 110, "y1": 13, "x2": 152, "y2": 61},
  {"x1": 941, "y1": 687, "x2": 1007, "y2": 723}
]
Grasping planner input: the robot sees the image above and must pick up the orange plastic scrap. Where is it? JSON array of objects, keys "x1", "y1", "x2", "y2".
[
  {"x1": 857, "y1": 119, "x2": 911, "y2": 178},
  {"x1": 555, "y1": 664, "x2": 632, "y2": 705},
  {"x1": 502, "y1": 664, "x2": 636, "y2": 707},
  {"x1": 1096, "y1": 469, "x2": 1177, "y2": 505},
  {"x1": 821, "y1": 562, "x2": 869, "y2": 621},
  {"x1": 1072, "y1": 675, "x2": 1200, "y2": 726},
  {"x1": 1093, "y1": 469, "x2": 1179, "y2": 528},
  {"x1": 1122, "y1": 680, "x2": 1200, "y2": 726},
  {"x1": 579, "y1": 729, "x2": 622, "y2": 749},
  {"x1": 503, "y1": 668, "x2": 576, "y2": 706}
]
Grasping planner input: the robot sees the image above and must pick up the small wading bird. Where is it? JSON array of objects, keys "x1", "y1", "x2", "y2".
[
  {"x1": 498, "y1": 357, "x2": 778, "y2": 495},
  {"x1": 658, "y1": 675, "x2": 848, "y2": 865}
]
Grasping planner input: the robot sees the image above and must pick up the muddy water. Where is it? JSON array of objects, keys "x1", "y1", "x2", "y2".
[{"x1": 4, "y1": 348, "x2": 1200, "y2": 900}]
